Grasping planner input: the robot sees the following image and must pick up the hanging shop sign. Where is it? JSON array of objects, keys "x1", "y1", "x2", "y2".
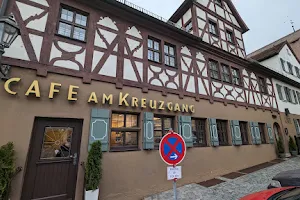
[{"x1": 3, "y1": 78, "x2": 195, "y2": 113}]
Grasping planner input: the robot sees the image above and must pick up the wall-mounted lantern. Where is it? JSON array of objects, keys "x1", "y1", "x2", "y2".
[{"x1": 0, "y1": 14, "x2": 20, "y2": 80}]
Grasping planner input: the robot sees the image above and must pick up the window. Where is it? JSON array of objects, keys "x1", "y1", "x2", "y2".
[
  {"x1": 41, "y1": 127, "x2": 73, "y2": 159},
  {"x1": 148, "y1": 37, "x2": 161, "y2": 63},
  {"x1": 154, "y1": 116, "x2": 174, "y2": 147},
  {"x1": 216, "y1": 120, "x2": 228, "y2": 146},
  {"x1": 293, "y1": 90, "x2": 298, "y2": 104},
  {"x1": 209, "y1": 60, "x2": 220, "y2": 80},
  {"x1": 280, "y1": 58, "x2": 286, "y2": 71},
  {"x1": 284, "y1": 87, "x2": 292, "y2": 103},
  {"x1": 192, "y1": 119, "x2": 207, "y2": 147},
  {"x1": 209, "y1": 20, "x2": 218, "y2": 36},
  {"x1": 185, "y1": 21, "x2": 193, "y2": 32},
  {"x1": 276, "y1": 84, "x2": 284, "y2": 100},
  {"x1": 221, "y1": 64, "x2": 231, "y2": 83},
  {"x1": 297, "y1": 91, "x2": 300, "y2": 103},
  {"x1": 295, "y1": 67, "x2": 300, "y2": 78},
  {"x1": 258, "y1": 123, "x2": 266, "y2": 144},
  {"x1": 58, "y1": 7, "x2": 88, "y2": 41},
  {"x1": 110, "y1": 113, "x2": 139, "y2": 150},
  {"x1": 215, "y1": 0, "x2": 222, "y2": 7},
  {"x1": 232, "y1": 68, "x2": 241, "y2": 86},
  {"x1": 287, "y1": 62, "x2": 294, "y2": 75},
  {"x1": 258, "y1": 77, "x2": 267, "y2": 94},
  {"x1": 239, "y1": 122, "x2": 249, "y2": 145},
  {"x1": 226, "y1": 30, "x2": 234, "y2": 44},
  {"x1": 164, "y1": 43, "x2": 176, "y2": 67}
]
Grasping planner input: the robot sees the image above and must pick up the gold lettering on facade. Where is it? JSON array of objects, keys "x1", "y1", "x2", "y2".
[
  {"x1": 68, "y1": 85, "x2": 79, "y2": 101},
  {"x1": 88, "y1": 92, "x2": 98, "y2": 103},
  {"x1": 25, "y1": 80, "x2": 41, "y2": 98},
  {"x1": 3, "y1": 79, "x2": 196, "y2": 113},
  {"x1": 167, "y1": 102, "x2": 173, "y2": 111},
  {"x1": 182, "y1": 104, "x2": 189, "y2": 113},
  {"x1": 174, "y1": 103, "x2": 181, "y2": 112},
  {"x1": 141, "y1": 98, "x2": 147, "y2": 108},
  {"x1": 189, "y1": 105, "x2": 195, "y2": 113},
  {"x1": 4, "y1": 77, "x2": 20, "y2": 95},
  {"x1": 131, "y1": 97, "x2": 138, "y2": 107},
  {"x1": 149, "y1": 100, "x2": 157, "y2": 109},
  {"x1": 158, "y1": 101, "x2": 165, "y2": 110},
  {"x1": 119, "y1": 93, "x2": 129, "y2": 106},
  {"x1": 103, "y1": 94, "x2": 113, "y2": 105},
  {"x1": 49, "y1": 83, "x2": 61, "y2": 99}
]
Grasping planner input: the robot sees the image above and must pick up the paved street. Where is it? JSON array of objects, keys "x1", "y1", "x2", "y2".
[{"x1": 145, "y1": 157, "x2": 300, "y2": 200}]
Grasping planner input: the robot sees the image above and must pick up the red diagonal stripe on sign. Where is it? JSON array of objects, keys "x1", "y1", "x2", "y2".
[{"x1": 165, "y1": 139, "x2": 182, "y2": 158}]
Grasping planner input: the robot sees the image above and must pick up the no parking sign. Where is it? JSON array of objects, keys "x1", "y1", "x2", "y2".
[{"x1": 159, "y1": 131, "x2": 186, "y2": 166}]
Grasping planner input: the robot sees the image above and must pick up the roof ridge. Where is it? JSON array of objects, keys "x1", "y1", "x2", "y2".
[{"x1": 248, "y1": 29, "x2": 300, "y2": 56}]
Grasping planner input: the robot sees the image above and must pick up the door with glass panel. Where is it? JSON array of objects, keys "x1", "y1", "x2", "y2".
[{"x1": 21, "y1": 118, "x2": 83, "y2": 200}]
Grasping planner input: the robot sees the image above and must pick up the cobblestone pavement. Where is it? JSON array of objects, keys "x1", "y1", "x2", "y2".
[{"x1": 144, "y1": 157, "x2": 300, "y2": 200}]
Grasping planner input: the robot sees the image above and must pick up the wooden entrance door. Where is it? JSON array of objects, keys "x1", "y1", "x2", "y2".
[{"x1": 21, "y1": 118, "x2": 83, "y2": 200}]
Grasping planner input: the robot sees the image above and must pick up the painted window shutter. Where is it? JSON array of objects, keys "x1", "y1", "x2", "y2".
[
  {"x1": 293, "y1": 119, "x2": 300, "y2": 136},
  {"x1": 230, "y1": 120, "x2": 242, "y2": 146},
  {"x1": 89, "y1": 108, "x2": 110, "y2": 152},
  {"x1": 250, "y1": 122, "x2": 256, "y2": 144},
  {"x1": 143, "y1": 112, "x2": 154, "y2": 150},
  {"x1": 254, "y1": 122, "x2": 261, "y2": 145},
  {"x1": 267, "y1": 124, "x2": 274, "y2": 144},
  {"x1": 209, "y1": 118, "x2": 219, "y2": 147},
  {"x1": 178, "y1": 116, "x2": 193, "y2": 148}
]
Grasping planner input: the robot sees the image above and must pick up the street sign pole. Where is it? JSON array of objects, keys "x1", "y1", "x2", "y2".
[
  {"x1": 173, "y1": 178, "x2": 177, "y2": 200},
  {"x1": 159, "y1": 131, "x2": 186, "y2": 200},
  {"x1": 173, "y1": 164, "x2": 177, "y2": 200}
]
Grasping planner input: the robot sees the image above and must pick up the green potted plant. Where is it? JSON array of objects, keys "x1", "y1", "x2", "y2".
[
  {"x1": 85, "y1": 141, "x2": 102, "y2": 200},
  {"x1": 0, "y1": 142, "x2": 17, "y2": 200},
  {"x1": 277, "y1": 137, "x2": 285, "y2": 158},
  {"x1": 289, "y1": 136, "x2": 298, "y2": 156}
]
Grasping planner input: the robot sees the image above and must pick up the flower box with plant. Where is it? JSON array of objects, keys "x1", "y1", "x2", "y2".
[
  {"x1": 0, "y1": 142, "x2": 21, "y2": 200},
  {"x1": 289, "y1": 136, "x2": 298, "y2": 156},
  {"x1": 277, "y1": 137, "x2": 285, "y2": 158},
  {"x1": 85, "y1": 141, "x2": 102, "y2": 200}
]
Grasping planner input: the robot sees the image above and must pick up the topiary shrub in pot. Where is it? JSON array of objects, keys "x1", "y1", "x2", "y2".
[
  {"x1": 0, "y1": 142, "x2": 16, "y2": 200},
  {"x1": 85, "y1": 141, "x2": 102, "y2": 200},
  {"x1": 277, "y1": 137, "x2": 285, "y2": 158},
  {"x1": 289, "y1": 136, "x2": 298, "y2": 156}
]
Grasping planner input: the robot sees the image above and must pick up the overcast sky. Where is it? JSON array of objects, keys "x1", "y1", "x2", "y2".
[{"x1": 128, "y1": 0, "x2": 299, "y2": 54}]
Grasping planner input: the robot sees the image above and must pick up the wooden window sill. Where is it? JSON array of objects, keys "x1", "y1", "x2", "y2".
[
  {"x1": 110, "y1": 147, "x2": 140, "y2": 152},
  {"x1": 148, "y1": 59, "x2": 162, "y2": 65},
  {"x1": 55, "y1": 33, "x2": 86, "y2": 44}
]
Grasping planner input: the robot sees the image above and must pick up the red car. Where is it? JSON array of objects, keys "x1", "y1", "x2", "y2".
[{"x1": 240, "y1": 187, "x2": 300, "y2": 200}]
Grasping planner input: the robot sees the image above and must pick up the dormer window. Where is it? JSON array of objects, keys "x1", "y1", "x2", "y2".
[
  {"x1": 215, "y1": 0, "x2": 222, "y2": 7},
  {"x1": 209, "y1": 20, "x2": 218, "y2": 36}
]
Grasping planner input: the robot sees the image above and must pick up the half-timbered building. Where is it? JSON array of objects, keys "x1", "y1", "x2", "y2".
[{"x1": 0, "y1": 0, "x2": 287, "y2": 199}]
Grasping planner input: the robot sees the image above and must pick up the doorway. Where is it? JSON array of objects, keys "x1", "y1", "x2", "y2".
[
  {"x1": 273, "y1": 122, "x2": 282, "y2": 141},
  {"x1": 21, "y1": 117, "x2": 83, "y2": 200}
]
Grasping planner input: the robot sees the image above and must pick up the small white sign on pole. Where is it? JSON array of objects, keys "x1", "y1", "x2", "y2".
[{"x1": 167, "y1": 166, "x2": 182, "y2": 181}]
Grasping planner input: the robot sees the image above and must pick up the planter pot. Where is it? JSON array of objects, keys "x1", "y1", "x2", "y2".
[
  {"x1": 291, "y1": 151, "x2": 298, "y2": 156},
  {"x1": 279, "y1": 153, "x2": 285, "y2": 158},
  {"x1": 85, "y1": 189, "x2": 99, "y2": 200}
]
